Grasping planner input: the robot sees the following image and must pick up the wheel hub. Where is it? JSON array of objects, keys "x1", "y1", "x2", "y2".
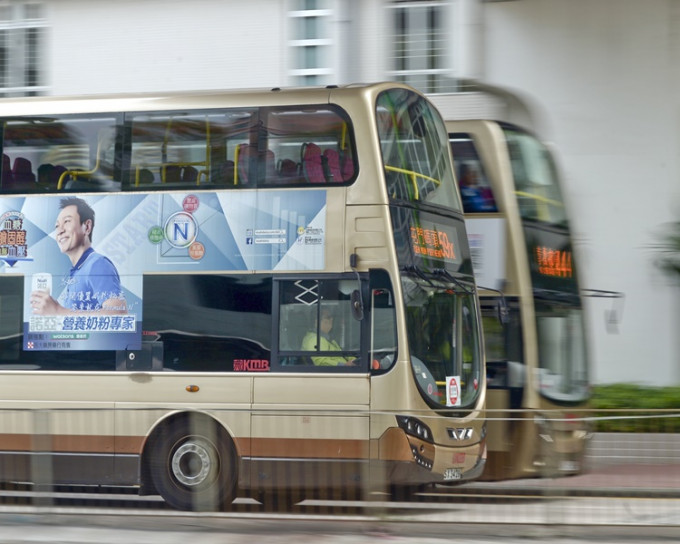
[{"x1": 171, "y1": 440, "x2": 213, "y2": 487}]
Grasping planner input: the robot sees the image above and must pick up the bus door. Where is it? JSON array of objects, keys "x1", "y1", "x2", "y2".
[{"x1": 249, "y1": 276, "x2": 370, "y2": 492}]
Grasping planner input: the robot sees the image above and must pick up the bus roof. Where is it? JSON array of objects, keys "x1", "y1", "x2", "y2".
[{"x1": 0, "y1": 82, "x2": 420, "y2": 116}]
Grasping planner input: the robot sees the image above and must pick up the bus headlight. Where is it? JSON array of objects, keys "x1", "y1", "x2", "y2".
[{"x1": 396, "y1": 415, "x2": 434, "y2": 444}]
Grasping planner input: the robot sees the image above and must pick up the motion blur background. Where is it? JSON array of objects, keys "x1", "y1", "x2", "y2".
[{"x1": 4, "y1": 0, "x2": 678, "y2": 386}]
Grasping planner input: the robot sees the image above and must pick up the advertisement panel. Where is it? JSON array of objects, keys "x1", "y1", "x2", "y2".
[{"x1": 0, "y1": 190, "x2": 327, "y2": 351}]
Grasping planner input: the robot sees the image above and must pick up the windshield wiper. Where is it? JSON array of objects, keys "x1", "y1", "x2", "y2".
[
  {"x1": 432, "y1": 268, "x2": 475, "y2": 295},
  {"x1": 401, "y1": 265, "x2": 436, "y2": 287}
]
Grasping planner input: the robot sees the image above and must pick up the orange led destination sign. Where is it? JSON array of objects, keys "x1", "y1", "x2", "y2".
[
  {"x1": 411, "y1": 226, "x2": 456, "y2": 260},
  {"x1": 534, "y1": 246, "x2": 572, "y2": 278}
]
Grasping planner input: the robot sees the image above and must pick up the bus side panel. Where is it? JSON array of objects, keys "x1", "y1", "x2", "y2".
[
  {"x1": 247, "y1": 374, "x2": 370, "y2": 491},
  {"x1": 0, "y1": 375, "x2": 115, "y2": 485}
]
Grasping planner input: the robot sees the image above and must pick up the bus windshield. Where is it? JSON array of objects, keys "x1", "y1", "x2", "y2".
[
  {"x1": 402, "y1": 275, "x2": 481, "y2": 409},
  {"x1": 502, "y1": 125, "x2": 568, "y2": 226},
  {"x1": 377, "y1": 89, "x2": 461, "y2": 211},
  {"x1": 535, "y1": 297, "x2": 589, "y2": 403}
]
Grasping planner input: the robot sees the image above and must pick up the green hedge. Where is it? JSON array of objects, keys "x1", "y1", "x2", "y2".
[{"x1": 590, "y1": 384, "x2": 680, "y2": 432}]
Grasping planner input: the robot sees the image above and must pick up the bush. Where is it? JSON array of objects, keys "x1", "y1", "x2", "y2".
[{"x1": 590, "y1": 384, "x2": 680, "y2": 432}]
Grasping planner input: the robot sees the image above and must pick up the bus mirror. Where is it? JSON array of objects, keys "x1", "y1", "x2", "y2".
[
  {"x1": 497, "y1": 298, "x2": 509, "y2": 325},
  {"x1": 351, "y1": 289, "x2": 364, "y2": 321}
]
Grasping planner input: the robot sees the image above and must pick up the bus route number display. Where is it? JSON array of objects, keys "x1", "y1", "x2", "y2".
[{"x1": 534, "y1": 245, "x2": 573, "y2": 278}]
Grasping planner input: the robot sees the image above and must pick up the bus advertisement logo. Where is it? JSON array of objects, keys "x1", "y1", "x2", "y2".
[
  {"x1": 0, "y1": 211, "x2": 31, "y2": 267},
  {"x1": 164, "y1": 211, "x2": 198, "y2": 248},
  {"x1": 296, "y1": 226, "x2": 324, "y2": 245},
  {"x1": 234, "y1": 359, "x2": 270, "y2": 372}
]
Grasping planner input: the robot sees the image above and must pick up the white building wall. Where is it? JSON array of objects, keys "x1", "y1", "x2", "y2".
[
  {"x1": 48, "y1": 0, "x2": 289, "y2": 94},
  {"x1": 481, "y1": 0, "x2": 680, "y2": 385},
  {"x1": 352, "y1": 0, "x2": 387, "y2": 83}
]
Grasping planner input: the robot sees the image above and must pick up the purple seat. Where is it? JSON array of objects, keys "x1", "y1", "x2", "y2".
[
  {"x1": 277, "y1": 158, "x2": 299, "y2": 182},
  {"x1": 237, "y1": 144, "x2": 257, "y2": 185},
  {"x1": 219, "y1": 160, "x2": 235, "y2": 184},
  {"x1": 237, "y1": 144, "x2": 276, "y2": 185},
  {"x1": 2, "y1": 154, "x2": 13, "y2": 186},
  {"x1": 182, "y1": 165, "x2": 198, "y2": 182},
  {"x1": 12, "y1": 157, "x2": 36, "y2": 183},
  {"x1": 341, "y1": 151, "x2": 355, "y2": 180},
  {"x1": 163, "y1": 165, "x2": 181, "y2": 183},
  {"x1": 323, "y1": 149, "x2": 343, "y2": 182},
  {"x1": 301, "y1": 143, "x2": 325, "y2": 183}
]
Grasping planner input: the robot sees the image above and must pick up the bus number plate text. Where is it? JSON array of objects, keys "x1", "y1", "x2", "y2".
[{"x1": 444, "y1": 468, "x2": 462, "y2": 481}]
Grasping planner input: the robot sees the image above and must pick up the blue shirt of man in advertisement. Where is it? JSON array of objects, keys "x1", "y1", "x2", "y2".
[
  {"x1": 59, "y1": 246, "x2": 124, "y2": 312},
  {"x1": 29, "y1": 196, "x2": 127, "y2": 316}
]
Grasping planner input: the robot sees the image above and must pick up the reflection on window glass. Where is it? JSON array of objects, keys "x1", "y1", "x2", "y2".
[
  {"x1": 449, "y1": 133, "x2": 497, "y2": 213},
  {"x1": 535, "y1": 300, "x2": 588, "y2": 403},
  {"x1": 127, "y1": 105, "x2": 356, "y2": 189},
  {"x1": 377, "y1": 88, "x2": 461, "y2": 211},
  {"x1": 142, "y1": 275, "x2": 273, "y2": 372},
  {"x1": 502, "y1": 126, "x2": 567, "y2": 225},
  {"x1": 370, "y1": 270, "x2": 397, "y2": 371},
  {"x1": 2, "y1": 116, "x2": 120, "y2": 193},
  {"x1": 481, "y1": 299, "x2": 524, "y2": 396},
  {"x1": 402, "y1": 275, "x2": 481, "y2": 408}
]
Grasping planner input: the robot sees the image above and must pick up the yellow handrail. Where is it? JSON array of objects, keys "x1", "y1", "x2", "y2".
[
  {"x1": 57, "y1": 139, "x2": 104, "y2": 190},
  {"x1": 514, "y1": 190, "x2": 563, "y2": 207},
  {"x1": 233, "y1": 144, "x2": 242, "y2": 185},
  {"x1": 514, "y1": 190, "x2": 563, "y2": 222},
  {"x1": 384, "y1": 165, "x2": 440, "y2": 200}
]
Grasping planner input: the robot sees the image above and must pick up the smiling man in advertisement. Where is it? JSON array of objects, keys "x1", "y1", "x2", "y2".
[
  {"x1": 22, "y1": 196, "x2": 138, "y2": 352},
  {"x1": 29, "y1": 197, "x2": 127, "y2": 316}
]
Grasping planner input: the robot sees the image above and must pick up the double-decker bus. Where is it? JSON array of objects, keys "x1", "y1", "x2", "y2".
[
  {"x1": 0, "y1": 83, "x2": 485, "y2": 510},
  {"x1": 447, "y1": 120, "x2": 591, "y2": 480}
]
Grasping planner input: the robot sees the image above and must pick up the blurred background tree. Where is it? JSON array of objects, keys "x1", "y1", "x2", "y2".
[{"x1": 655, "y1": 222, "x2": 680, "y2": 278}]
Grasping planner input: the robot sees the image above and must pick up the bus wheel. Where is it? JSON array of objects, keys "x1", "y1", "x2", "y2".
[
  {"x1": 389, "y1": 483, "x2": 426, "y2": 501},
  {"x1": 150, "y1": 417, "x2": 236, "y2": 511}
]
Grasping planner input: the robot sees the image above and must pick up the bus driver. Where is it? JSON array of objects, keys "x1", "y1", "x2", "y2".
[{"x1": 301, "y1": 308, "x2": 357, "y2": 367}]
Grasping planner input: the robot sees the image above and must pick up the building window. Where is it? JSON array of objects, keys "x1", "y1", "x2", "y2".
[
  {"x1": 386, "y1": 0, "x2": 457, "y2": 94},
  {"x1": 288, "y1": 0, "x2": 335, "y2": 86},
  {"x1": 0, "y1": 2, "x2": 47, "y2": 97}
]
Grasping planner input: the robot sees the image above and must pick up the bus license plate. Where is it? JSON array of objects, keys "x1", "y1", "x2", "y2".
[
  {"x1": 559, "y1": 460, "x2": 580, "y2": 472},
  {"x1": 444, "y1": 468, "x2": 462, "y2": 481}
]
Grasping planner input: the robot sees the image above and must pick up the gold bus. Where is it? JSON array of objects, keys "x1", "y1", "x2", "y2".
[
  {"x1": 0, "y1": 83, "x2": 486, "y2": 510},
  {"x1": 447, "y1": 120, "x2": 590, "y2": 480}
]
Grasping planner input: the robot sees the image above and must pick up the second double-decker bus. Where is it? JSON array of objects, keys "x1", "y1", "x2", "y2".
[
  {"x1": 447, "y1": 120, "x2": 590, "y2": 480},
  {"x1": 0, "y1": 83, "x2": 485, "y2": 510}
]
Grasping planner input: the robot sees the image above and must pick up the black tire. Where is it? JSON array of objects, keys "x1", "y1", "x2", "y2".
[
  {"x1": 389, "y1": 483, "x2": 426, "y2": 501},
  {"x1": 150, "y1": 416, "x2": 237, "y2": 511}
]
